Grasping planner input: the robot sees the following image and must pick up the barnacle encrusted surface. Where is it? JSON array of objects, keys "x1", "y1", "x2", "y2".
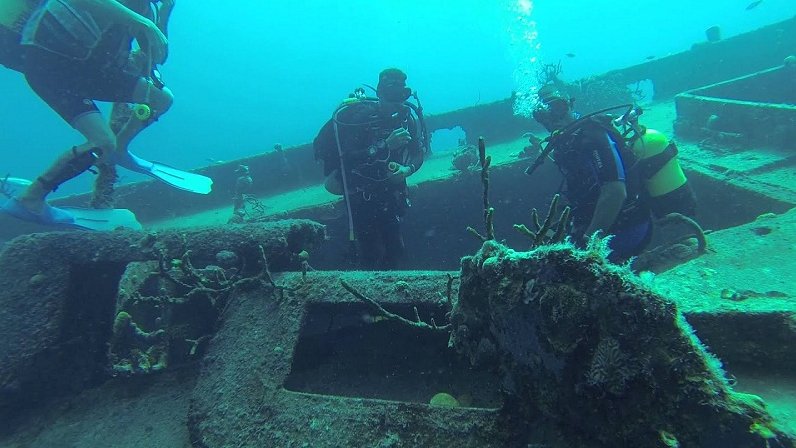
[{"x1": 448, "y1": 239, "x2": 792, "y2": 447}]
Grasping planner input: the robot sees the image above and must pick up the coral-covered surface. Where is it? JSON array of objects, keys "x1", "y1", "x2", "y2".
[
  {"x1": 188, "y1": 271, "x2": 505, "y2": 448},
  {"x1": 654, "y1": 208, "x2": 796, "y2": 374},
  {"x1": 0, "y1": 220, "x2": 325, "y2": 419},
  {"x1": 1, "y1": 251, "x2": 794, "y2": 447},
  {"x1": 450, "y1": 239, "x2": 794, "y2": 447}
]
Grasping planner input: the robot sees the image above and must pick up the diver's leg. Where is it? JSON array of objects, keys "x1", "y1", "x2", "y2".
[
  {"x1": 88, "y1": 79, "x2": 173, "y2": 206},
  {"x1": 90, "y1": 162, "x2": 119, "y2": 209},
  {"x1": 90, "y1": 102, "x2": 134, "y2": 208},
  {"x1": 351, "y1": 198, "x2": 382, "y2": 269},
  {"x1": 356, "y1": 227, "x2": 381, "y2": 269},
  {"x1": 381, "y1": 214, "x2": 405, "y2": 269},
  {"x1": 17, "y1": 111, "x2": 115, "y2": 211},
  {"x1": 115, "y1": 78, "x2": 174, "y2": 153}
]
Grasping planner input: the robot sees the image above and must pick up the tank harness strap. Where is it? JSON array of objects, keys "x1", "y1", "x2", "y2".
[{"x1": 636, "y1": 142, "x2": 678, "y2": 179}]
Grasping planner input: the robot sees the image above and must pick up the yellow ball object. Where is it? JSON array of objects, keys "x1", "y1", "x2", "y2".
[
  {"x1": 133, "y1": 104, "x2": 152, "y2": 120},
  {"x1": 632, "y1": 129, "x2": 687, "y2": 197},
  {"x1": 429, "y1": 392, "x2": 460, "y2": 407}
]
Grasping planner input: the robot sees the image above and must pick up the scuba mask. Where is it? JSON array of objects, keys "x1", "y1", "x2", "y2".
[
  {"x1": 532, "y1": 97, "x2": 572, "y2": 130},
  {"x1": 377, "y1": 82, "x2": 412, "y2": 103}
]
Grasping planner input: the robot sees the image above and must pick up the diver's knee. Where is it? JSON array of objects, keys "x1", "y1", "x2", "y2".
[
  {"x1": 150, "y1": 86, "x2": 174, "y2": 115},
  {"x1": 324, "y1": 170, "x2": 345, "y2": 195},
  {"x1": 89, "y1": 134, "x2": 117, "y2": 155}
]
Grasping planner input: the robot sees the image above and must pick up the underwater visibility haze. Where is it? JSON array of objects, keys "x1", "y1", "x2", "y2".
[{"x1": 1, "y1": 1, "x2": 796, "y2": 447}]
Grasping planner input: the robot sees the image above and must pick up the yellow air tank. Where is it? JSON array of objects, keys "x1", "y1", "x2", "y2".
[{"x1": 632, "y1": 129, "x2": 687, "y2": 197}]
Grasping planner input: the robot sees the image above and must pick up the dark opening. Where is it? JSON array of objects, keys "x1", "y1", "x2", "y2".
[
  {"x1": 285, "y1": 303, "x2": 502, "y2": 408},
  {"x1": 4, "y1": 262, "x2": 125, "y2": 419},
  {"x1": 62, "y1": 262, "x2": 126, "y2": 386}
]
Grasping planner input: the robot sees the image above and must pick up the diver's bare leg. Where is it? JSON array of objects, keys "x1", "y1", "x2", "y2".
[
  {"x1": 18, "y1": 111, "x2": 116, "y2": 211},
  {"x1": 115, "y1": 78, "x2": 174, "y2": 153},
  {"x1": 90, "y1": 102, "x2": 134, "y2": 208}
]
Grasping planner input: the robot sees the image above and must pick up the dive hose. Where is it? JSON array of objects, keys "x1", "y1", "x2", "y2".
[{"x1": 525, "y1": 103, "x2": 636, "y2": 177}]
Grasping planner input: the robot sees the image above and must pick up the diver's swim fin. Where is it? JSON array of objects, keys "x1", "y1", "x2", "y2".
[
  {"x1": 116, "y1": 152, "x2": 213, "y2": 194},
  {"x1": 60, "y1": 206, "x2": 143, "y2": 231},
  {"x1": 1, "y1": 176, "x2": 33, "y2": 198},
  {"x1": 0, "y1": 197, "x2": 142, "y2": 231}
]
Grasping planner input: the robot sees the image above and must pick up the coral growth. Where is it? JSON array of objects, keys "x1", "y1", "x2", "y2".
[
  {"x1": 448, "y1": 239, "x2": 794, "y2": 447},
  {"x1": 109, "y1": 311, "x2": 167, "y2": 375},
  {"x1": 110, "y1": 245, "x2": 288, "y2": 375},
  {"x1": 450, "y1": 143, "x2": 479, "y2": 172}
]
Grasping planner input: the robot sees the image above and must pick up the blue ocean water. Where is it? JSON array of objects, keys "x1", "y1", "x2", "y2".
[{"x1": 1, "y1": 0, "x2": 793, "y2": 196}]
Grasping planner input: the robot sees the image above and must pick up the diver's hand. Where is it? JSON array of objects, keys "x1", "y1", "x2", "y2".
[
  {"x1": 523, "y1": 132, "x2": 543, "y2": 147},
  {"x1": 137, "y1": 20, "x2": 168, "y2": 64},
  {"x1": 387, "y1": 163, "x2": 413, "y2": 183},
  {"x1": 385, "y1": 128, "x2": 412, "y2": 150}
]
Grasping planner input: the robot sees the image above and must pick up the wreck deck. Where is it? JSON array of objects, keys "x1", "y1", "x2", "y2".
[{"x1": 1, "y1": 17, "x2": 795, "y2": 448}]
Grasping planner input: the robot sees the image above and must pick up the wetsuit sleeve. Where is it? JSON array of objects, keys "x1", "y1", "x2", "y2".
[
  {"x1": 582, "y1": 126, "x2": 625, "y2": 185},
  {"x1": 313, "y1": 119, "x2": 339, "y2": 176}
]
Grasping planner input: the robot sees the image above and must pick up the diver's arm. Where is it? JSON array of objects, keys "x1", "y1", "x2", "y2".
[
  {"x1": 386, "y1": 138, "x2": 422, "y2": 183},
  {"x1": 156, "y1": 0, "x2": 176, "y2": 37},
  {"x1": 73, "y1": 0, "x2": 167, "y2": 62},
  {"x1": 583, "y1": 181, "x2": 627, "y2": 239},
  {"x1": 405, "y1": 131, "x2": 424, "y2": 174},
  {"x1": 73, "y1": 0, "x2": 151, "y2": 28},
  {"x1": 581, "y1": 126, "x2": 628, "y2": 238},
  {"x1": 314, "y1": 120, "x2": 341, "y2": 176},
  {"x1": 394, "y1": 117, "x2": 425, "y2": 175}
]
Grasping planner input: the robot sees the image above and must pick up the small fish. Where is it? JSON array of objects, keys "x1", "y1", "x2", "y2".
[
  {"x1": 746, "y1": 0, "x2": 763, "y2": 10},
  {"x1": 565, "y1": 53, "x2": 576, "y2": 58},
  {"x1": 645, "y1": 55, "x2": 656, "y2": 60}
]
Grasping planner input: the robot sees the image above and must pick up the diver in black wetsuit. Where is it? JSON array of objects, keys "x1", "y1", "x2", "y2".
[
  {"x1": 531, "y1": 85, "x2": 653, "y2": 262},
  {"x1": 314, "y1": 68, "x2": 429, "y2": 269}
]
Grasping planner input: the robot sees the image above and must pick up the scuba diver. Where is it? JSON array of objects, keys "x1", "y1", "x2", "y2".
[
  {"x1": 0, "y1": 0, "x2": 210, "y2": 231},
  {"x1": 314, "y1": 68, "x2": 430, "y2": 269},
  {"x1": 93, "y1": 0, "x2": 176, "y2": 209},
  {"x1": 528, "y1": 84, "x2": 696, "y2": 262}
]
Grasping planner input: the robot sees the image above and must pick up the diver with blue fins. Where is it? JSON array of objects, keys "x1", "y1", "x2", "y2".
[
  {"x1": 528, "y1": 84, "x2": 697, "y2": 262},
  {"x1": 314, "y1": 68, "x2": 429, "y2": 269},
  {"x1": 0, "y1": 0, "x2": 211, "y2": 231}
]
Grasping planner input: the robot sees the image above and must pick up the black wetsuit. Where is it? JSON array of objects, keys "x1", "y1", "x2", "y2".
[
  {"x1": 0, "y1": 26, "x2": 26, "y2": 72},
  {"x1": 22, "y1": 0, "x2": 153, "y2": 123},
  {"x1": 314, "y1": 100, "x2": 425, "y2": 269},
  {"x1": 551, "y1": 118, "x2": 653, "y2": 261},
  {"x1": 648, "y1": 178, "x2": 697, "y2": 219}
]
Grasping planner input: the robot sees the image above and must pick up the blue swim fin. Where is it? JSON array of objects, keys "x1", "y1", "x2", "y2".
[
  {"x1": 116, "y1": 151, "x2": 213, "y2": 194},
  {"x1": 0, "y1": 198, "x2": 142, "y2": 232},
  {"x1": 1, "y1": 175, "x2": 33, "y2": 198},
  {"x1": 60, "y1": 206, "x2": 143, "y2": 231}
]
